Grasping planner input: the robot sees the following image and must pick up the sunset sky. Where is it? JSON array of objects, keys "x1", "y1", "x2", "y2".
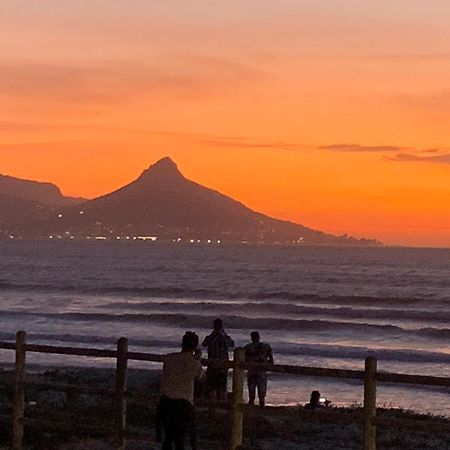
[{"x1": 1, "y1": 1, "x2": 450, "y2": 247}]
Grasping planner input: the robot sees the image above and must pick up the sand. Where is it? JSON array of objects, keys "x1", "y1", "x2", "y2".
[{"x1": 0, "y1": 368, "x2": 448, "y2": 449}]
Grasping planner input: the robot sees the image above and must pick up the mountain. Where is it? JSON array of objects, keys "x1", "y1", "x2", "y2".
[
  {"x1": 0, "y1": 194, "x2": 51, "y2": 231},
  {"x1": 16, "y1": 157, "x2": 381, "y2": 246},
  {"x1": 0, "y1": 174, "x2": 84, "y2": 207}
]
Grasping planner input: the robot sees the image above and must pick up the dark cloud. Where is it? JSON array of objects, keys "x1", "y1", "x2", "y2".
[
  {"x1": 320, "y1": 144, "x2": 403, "y2": 153},
  {"x1": 388, "y1": 153, "x2": 450, "y2": 165},
  {"x1": 321, "y1": 143, "x2": 450, "y2": 166},
  {"x1": 420, "y1": 148, "x2": 441, "y2": 154}
]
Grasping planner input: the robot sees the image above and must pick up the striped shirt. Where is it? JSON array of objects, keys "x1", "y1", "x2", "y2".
[{"x1": 202, "y1": 331, "x2": 234, "y2": 361}]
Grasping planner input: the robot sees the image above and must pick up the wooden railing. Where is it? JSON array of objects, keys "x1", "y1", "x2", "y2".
[{"x1": 0, "y1": 331, "x2": 449, "y2": 450}]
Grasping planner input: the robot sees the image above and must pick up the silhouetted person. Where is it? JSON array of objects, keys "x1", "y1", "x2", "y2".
[
  {"x1": 305, "y1": 390, "x2": 330, "y2": 409},
  {"x1": 244, "y1": 331, "x2": 274, "y2": 407},
  {"x1": 202, "y1": 318, "x2": 234, "y2": 403},
  {"x1": 157, "y1": 331, "x2": 203, "y2": 450}
]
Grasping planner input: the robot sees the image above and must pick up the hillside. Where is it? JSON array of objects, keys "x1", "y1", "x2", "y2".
[
  {"x1": 0, "y1": 174, "x2": 84, "y2": 207},
  {"x1": 17, "y1": 157, "x2": 380, "y2": 246}
]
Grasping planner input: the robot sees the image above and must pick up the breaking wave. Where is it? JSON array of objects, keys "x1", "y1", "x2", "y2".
[
  {"x1": 0, "y1": 332, "x2": 447, "y2": 365},
  {"x1": 1, "y1": 311, "x2": 449, "y2": 340},
  {"x1": 1, "y1": 282, "x2": 449, "y2": 309}
]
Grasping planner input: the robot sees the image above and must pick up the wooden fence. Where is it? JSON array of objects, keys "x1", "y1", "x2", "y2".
[{"x1": 0, "y1": 331, "x2": 449, "y2": 450}]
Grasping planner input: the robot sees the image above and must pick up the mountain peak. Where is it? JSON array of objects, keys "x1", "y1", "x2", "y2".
[
  {"x1": 150, "y1": 156, "x2": 178, "y2": 170},
  {"x1": 139, "y1": 157, "x2": 183, "y2": 181}
]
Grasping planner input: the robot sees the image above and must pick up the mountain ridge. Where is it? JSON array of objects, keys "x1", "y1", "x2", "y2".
[
  {"x1": 0, "y1": 158, "x2": 382, "y2": 246},
  {"x1": 0, "y1": 174, "x2": 85, "y2": 207}
]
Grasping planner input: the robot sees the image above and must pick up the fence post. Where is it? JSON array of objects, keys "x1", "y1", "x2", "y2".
[
  {"x1": 115, "y1": 337, "x2": 128, "y2": 450},
  {"x1": 12, "y1": 330, "x2": 26, "y2": 450},
  {"x1": 363, "y1": 356, "x2": 377, "y2": 450},
  {"x1": 230, "y1": 347, "x2": 245, "y2": 450}
]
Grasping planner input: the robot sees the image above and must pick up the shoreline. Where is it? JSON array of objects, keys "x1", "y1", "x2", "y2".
[{"x1": 1, "y1": 367, "x2": 449, "y2": 449}]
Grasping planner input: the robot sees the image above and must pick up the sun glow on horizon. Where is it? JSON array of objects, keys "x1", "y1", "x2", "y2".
[{"x1": 1, "y1": 1, "x2": 450, "y2": 247}]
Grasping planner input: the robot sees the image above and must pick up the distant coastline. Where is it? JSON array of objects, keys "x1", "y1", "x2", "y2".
[{"x1": 1, "y1": 157, "x2": 382, "y2": 247}]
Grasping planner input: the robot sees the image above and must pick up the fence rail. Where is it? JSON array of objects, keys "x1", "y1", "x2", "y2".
[{"x1": 0, "y1": 332, "x2": 448, "y2": 450}]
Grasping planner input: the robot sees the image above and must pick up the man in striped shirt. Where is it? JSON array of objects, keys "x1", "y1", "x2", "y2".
[{"x1": 202, "y1": 318, "x2": 234, "y2": 403}]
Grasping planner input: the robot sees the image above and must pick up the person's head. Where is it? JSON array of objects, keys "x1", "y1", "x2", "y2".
[
  {"x1": 182, "y1": 331, "x2": 199, "y2": 353},
  {"x1": 250, "y1": 331, "x2": 260, "y2": 343},
  {"x1": 213, "y1": 318, "x2": 223, "y2": 331},
  {"x1": 310, "y1": 390, "x2": 321, "y2": 405}
]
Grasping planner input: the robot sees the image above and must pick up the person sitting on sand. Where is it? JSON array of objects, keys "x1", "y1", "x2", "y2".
[
  {"x1": 202, "y1": 318, "x2": 234, "y2": 403},
  {"x1": 244, "y1": 331, "x2": 274, "y2": 408},
  {"x1": 304, "y1": 390, "x2": 330, "y2": 409},
  {"x1": 157, "y1": 331, "x2": 203, "y2": 450}
]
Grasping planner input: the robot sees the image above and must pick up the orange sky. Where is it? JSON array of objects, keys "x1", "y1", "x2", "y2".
[{"x1": 1, "y1": 1, "x2": 450, "y2": 247}]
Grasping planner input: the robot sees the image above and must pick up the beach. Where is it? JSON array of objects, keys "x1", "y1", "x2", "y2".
[{"x1": 0, "y1": 367, "x2": 448, "y2": 449}]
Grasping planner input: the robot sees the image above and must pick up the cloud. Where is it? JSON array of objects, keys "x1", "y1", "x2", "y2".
[
  {"x1": 0, "y1": 61, "x2": 197, "y2": 104},
  {"x1": 0, "y1": 140, "x2": 87, "y2": 151},
  {"x1": 419, "y1": 148, "x2": 441, "y2": 154},
  {"x1": 321, "y1": 143, "x2": 450, "y2": 166},
  {"x1": 320, "y1": 144, "x2": 403, "y2": 153},
  {"x1": 0, "y1": 121, "x2": 46, "y2": 132},
  {"x1": 0, "y1": 121, "x2": 305, "y2": 152},
  {"x1": 388, "y1": 153, "x2": 450, "y2": 165},
  {"x1": 0, "y1": 55, "x2": 267, "y2": 106},
  {"x1": 371, "y1": 53, "x2": 450, "y2": 62},
  {"x1": 199, "y1": 136, "x2": 302, "y2": 151},
  {"x1": 395, "y1": 90, "x2": 450, "y2": 115}
]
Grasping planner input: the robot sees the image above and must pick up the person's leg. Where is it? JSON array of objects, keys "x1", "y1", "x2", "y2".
[
  {"x1": 189, "y1": 404, "x2": 197, "y2": 450},
  {"x1": 162, "y1": 438, "x2": 174, "y2": 450},
  {"x1": 217, "y1": 389, "x2": 225, "y2": 403},
  {"x1": 162, "y1": 422, "x2": 175, "y2": 449},
  {"x1": 217, "y1": 370, "x2": 228, "y2": 404},
  {"x1": 174, "y1": 436, "x2": 185, "y2": 450},
  {"x1": 206, "y1": 369, "x2": 218, "y2": 402},
  {"x1": 247, "y1": 374, "x2": 257, "y2": 405},
  {"x1": 257, "y1": 372, "x2": 268, "y2": 408},
  {"x1": 161, "y1": 397, "x2": 177, "y2": 450},
  {"x1": 155, "y1": 398, "x2": 164, "y2": 443},
  {"x1": 189, "y1": 422, "x2": 197, "y2": 450},
  {"x1": 172, "y1": 399, "x2": 193, "y2": 450}
]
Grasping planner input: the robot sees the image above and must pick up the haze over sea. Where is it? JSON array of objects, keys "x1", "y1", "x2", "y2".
[{"x1": 0, "y1": 241, "x2": 448, "y2": 416}]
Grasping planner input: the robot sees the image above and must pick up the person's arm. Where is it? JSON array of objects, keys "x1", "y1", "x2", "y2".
[
  {"x1": 224, "y1": 333, "x2": 234, "y2": 348},
  {"x1": 196, "y1": 361, "x2": 203, "y2": 380},
  {"x1": 202, "y1": 335, "x2": 210, "y2": 347},
  {"x1": 267, "y1": 345, "x2": 274, "y2": 365},
  {"x1": 194, "y1": 347, "x2": 202, "y2": 360},
  {"x1": 244, "y1": 344, "x2": 249, "y2": 360}
]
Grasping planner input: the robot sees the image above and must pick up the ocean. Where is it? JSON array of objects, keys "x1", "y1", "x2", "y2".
[{"x1": 0, "y1": 241, "x2": 449, "y2": 415}]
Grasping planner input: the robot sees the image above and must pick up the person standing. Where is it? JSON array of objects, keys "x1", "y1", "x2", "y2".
[
  {"x1": 157, "y1": 331, "x2": 203, "y2": 450},
  {"x1": 202, "y1": 318, "x2": 234, "y2": 403},
  {"x1": 244, "y1": 331, "x2": 274, "y2": 408}
]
